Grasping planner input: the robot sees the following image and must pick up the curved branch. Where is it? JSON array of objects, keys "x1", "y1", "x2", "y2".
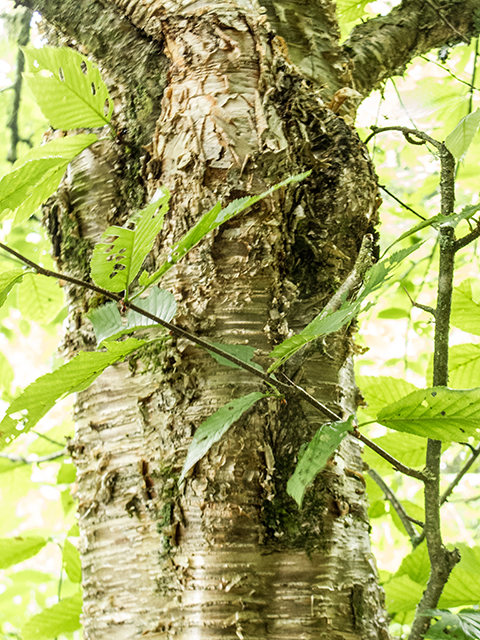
[{"x1": 343, "y1": 0, "x2": 480, "y2": 96}]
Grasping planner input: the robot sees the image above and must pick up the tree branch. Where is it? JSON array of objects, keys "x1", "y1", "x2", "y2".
[
  {"x1": 368, "y1": 467, "x2": 423, "y2": 545},
  {"x1": 344, "y1": 0, "x2": 480, "y2": 96},
  {"x1": 354, "y1": 430, "x2": 427, "y2": 481},
  {"x1": 0, "y1": 450, "x2": 65, "y2": 464},
  {"x1": 408, "y1": 142, "x2": 461, "y2": 640}
]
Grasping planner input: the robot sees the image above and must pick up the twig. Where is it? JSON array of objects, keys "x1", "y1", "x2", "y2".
[
  {"x1": 0, "y1": 450, "x2": 65, "y2": 464},
  {"x1": 454, "y1": 223, "x2": 480, "y2": 252},
  {"x1": 6, "y1": 8, "x2": 31, "y2": 164},
  {"x1": 365, "y1": 126, "x2": 442, "y2": 151},
  {"x1": 441, "y1": 444, "x2": 480, "y2": 507},
  {"x1": 368, "y1": 467, "x2": 423, "y2": 545},
  {"x1": 379, "y1": 184, "x2": 426, "y2": 221},
  {"x1": 0, "y1": 239, "x2": 430, "y2": 478},
  {"x1": 354, "y1": 430, "x2": 427, "y2": 481},
  {"x1": 423, "y1": 0, "x2": 469, "y2": 44},
  {"x1": 403, "y1": 286, "x2": 437, "y2": 317}
]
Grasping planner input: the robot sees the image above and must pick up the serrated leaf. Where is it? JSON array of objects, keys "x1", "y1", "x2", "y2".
[
  {"x1": 140, "y1": 172, "x2": 311, "y2": 288},
  {"x1": 269, "y1": 243, "x2": 422, "y2": 371},
  {"x1": 91, "y1": 191, "x2": 170, "y2": 293},
  {"x1": 0, "y1": 338, "x2": 145, "y2": 450},
  {"x1": 88, "y1": 287, "x2": 176, "y2": 345},
  {"x1": 208, "y1": 343, "x2": 264, "y2": 372},
  {"x1": 287, "y1": 416, "x2": 354, "y2": 506},
  {"x1": 426, "y1": 609, "x2": 480, "y2": 640},
  {"x1": 0, "y1": 535, "x2": 47, "y2": 569},
  {"x1": 17, "y1": 273, "x2": 65, "y2": 324},
  {"x1": 0, "y1": 134, "x2": 97, "y2": 226},
  {"x1": 21, "y1": 591, "x2": 82, "y2": 640},
  {"x1": 451, "y1": 279, "x2": 480, "y2": 336},
  {"x1": 126, "y1": 287, "x2": 176, "y2": 329},
  {"x1": 23, "y1": 45, "x2": 113, "y2": 129},
  {"x1": 0, "y1": 268, "x2": 25, "y2": 307},
  {"x1": 62, "y1": 539, "x2": 81, "y2": 583},
  {"x1": 377, "y1": 387, "x2": 480, "y2": 441},
  {"x1": 445, "y1": 108, "x2": 480, "y2": 160},
  {"x1": 395, "y1": 542, "x2": 430, "y2": 585},
  {"x1": 439, "y1": 569, "x2": 480, "y2": 608},
  {"x1": 179, "y1": 392, "x2": 266, "y2": 483},
  {"x1": 357, "y1": 376, "x2": 418, "y2": 419}
]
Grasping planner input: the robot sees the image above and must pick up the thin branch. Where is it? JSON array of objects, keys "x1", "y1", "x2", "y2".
[
  {"x1": 0, "y1": 450, "x2": 65, "y2": 464},
  {"x1": 423, "y1": 0, "x2": 470, "y2": 43},
  {"x1": 403, "y1": 287, "x2": 437, "y2": 317},
  {"x1": 31, "y1": 430, "x2": 65, "y2": 448},
  {"x1": 6, "y1": 8, "x2": 31, "y2": 164},
  {"x1": 0, "y1": 239, "x2": 432, "y2": 479},
  {"x1": 379, "y1": 184, "x2": 426, "y2": 221},
  {"x1": 365, "y1": 126, "x2": 442, "y2": 150},
  {"x1": 454, "y1": 223, "x2": 480, "y2": 252},
  {"x1": 368, "y1": 467, "x2": 423, "y2": 545},
  {"x1": 0, "y1": 241, "x2": 343, "y2": 423},
  {"x1": 441, "y1": 443, "x2": 480, "y2": 506},
  {"x1": 469, "y1": 38, "x2": 479, "y2": 115},
  {"x1": 354, "y1": 430, "x2": 427, "y2": 481}
]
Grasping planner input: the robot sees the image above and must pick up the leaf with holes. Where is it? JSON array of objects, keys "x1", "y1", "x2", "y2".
[
  {"x1": 91, "y1": 190, "x2": 170, "y2": 293},
  {"x1": 23, "y1": 45, "x2": 113, "y2": 129},
  {"x1": 425, "y1": 609, "x2": 480, "y2": 640},
  {"x1": 0, "y1": 135, "x2": 97, "y2": 226},
  {"x1": 139, "y1": 172, "x2": 311, "y2": 288},
  {"x1": 376, "y1": 387, "x2": 480, "y2": 441},
  {"x1": 179, "y1": 392, "x2": 266, "y2": 483},
  {"x1": 287, "y1": 416, "x2": 354, "y2": 506},
  {"x1": 0, "y1": 338, "x2": 145, "y2": 450}
]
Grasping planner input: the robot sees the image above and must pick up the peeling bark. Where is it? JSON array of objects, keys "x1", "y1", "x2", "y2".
[{"x1": 12, "y1": 0, "x2": 422, "y2": 638}]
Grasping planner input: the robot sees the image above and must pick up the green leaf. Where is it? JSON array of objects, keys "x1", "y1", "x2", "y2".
[
  {"x1": 357, "y1": 376, "x2": 418, "y2": 419},
  {"x1": 179, "y1": 392, "x2": 266, "y2": 483},
  {"x1": 139, "y1": 172, "x2": 311, "y2": 288},
  {"x1": 445, "y1": 108, "x2": 480, "y2": 160},
  {"x1": 336, "y1": 0, "x2": 371, "y2": 22},
  {"x1": 23, "y1": 45, "x2": 113, "y2": 129},
  {"x1": 395, "y1": 542, "x2": 430, "y2": 585},
  {"x1": 446, "y1": 344, "x2": 480, "y2": 389},
  {"x1": 362, "y1": 432, "x2": 428, "y2": 472},
  {"x1": 88, "y1": 287, "x2": 176, "y2": 345},
  {"x1": 91, "y1": 191, "x2": 170, "y2": 293},
  {"x1": 0, "y1": 338, "x2": 145, "y2": 450},
  {"x1": 0, "y1": 535, "x2": 47, "y2": 569},
  {"x1": 62, "y1": 539, "x2": 82, "y2": 583},
  {"x1": 21, "y1": 591, "x2": 82, "y2": 640},
  {"x1": 425, "y1": 609, "x2": 480, "y2": 640},
  {"x1": 208, "y1": 343, "x2": 264, "y2": 371},
  {"x1": 57, "y1": 461, "x2": 76, "y2": 485},
  {"x1": 451, "y1": 278, "x2": 480, "y2": 336},
  {"x1": 287, "y1": 416, "x2": 354, "y2": 506},
  {"x1": 384, "y1": 574, "x2": 426, "y2": 615},
  {"x1": 126, "y1": 287, "x2": 176, "y2": 329},
  {"x1": 16, "y1": 274, "x2": 65, "y2": 324},
  {"x1": 377, "y1": 387, "x2": 480, "y2": 441},
  {"x1": 0, "y1": 352, "x2": 14, "y2": 398},
  {"x1": 269, "y1": 243, "x2": 422, "y2": 371},
  {"x1": 0, "y1": 135, "x2": 97, "y2": 226},
  {"x1": 0, "y1": 268, "x2": 25, "y2": 307}
]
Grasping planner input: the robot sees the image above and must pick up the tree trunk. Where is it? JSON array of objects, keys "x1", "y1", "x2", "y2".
[{"x1": 18, "y1": 0, "x2": 479, "y2": 638}]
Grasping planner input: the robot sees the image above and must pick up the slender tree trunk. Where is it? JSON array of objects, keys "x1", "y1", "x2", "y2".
[{"x1": 18, "y1": 0, "x2": 479, "y2": 637}]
